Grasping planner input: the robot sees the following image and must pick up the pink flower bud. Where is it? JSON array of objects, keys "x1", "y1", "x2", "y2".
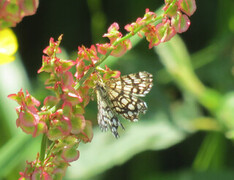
[
  {"x1": 103, "y1": 65, "x2": 121, "y2": 80},
  {"x1": 171, "y1": 11, "x2": 191, "y2": 33},
  {"x1": 77, "y1": 45, "x2": 99, "y2": 64},
  {"x1": 143, "y1": 24, "x2": 160, "y2": 48},
  {"x1": 103, "y1": 22, "x2": 122, "y2": 41},
  {"x1": 178, "y1": 0, "x2": 197, "y2": 16},
  {"x1": 61, "y1": 146, "x2": 80, "y2": 162},
  {"x1": 110, "y1": 39, "x2": 132, "y2": 57},
  {"x1": 75, "y1": 120, "x2": 93, "y2": 143},
  {"x1": 70, "y1": 114, "x2": 86, "y2": 134},
  {"x1": 96, "y1": 43, "x2": 114, "y2": 55},
  {"x1": 156, "y1": 19, "x2": 176, "y2": 43}
]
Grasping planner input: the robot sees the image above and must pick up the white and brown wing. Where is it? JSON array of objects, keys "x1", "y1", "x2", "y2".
[
  {"x1": 106, "y1": 71, "x2": 153, "y2": 97},
  {"x1": 96, "y1": 82, "x2": 124, "y2": 138},
  {"x1": 96, "y1": 71, "x2": 153, "y2": 138}
]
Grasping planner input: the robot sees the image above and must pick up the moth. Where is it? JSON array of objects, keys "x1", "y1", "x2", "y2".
[{"x1": 95, "y1": 71, "x2": 153, "y2": 138}]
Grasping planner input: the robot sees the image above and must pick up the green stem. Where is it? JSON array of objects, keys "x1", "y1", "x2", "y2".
[
  {"x1": 164, "y1": 0, "x2": 177, "y2": 14},
  {"x1": 39, "y1": 133, "x2": 48, "y2": 165},
  {"x1": 46, "y1": 141, "x2": 56, "y2": 159}
]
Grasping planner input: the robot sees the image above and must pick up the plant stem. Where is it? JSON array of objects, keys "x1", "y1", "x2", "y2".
[{"x1": 40, "y1": 133, "x2": 47, "y2": 165}]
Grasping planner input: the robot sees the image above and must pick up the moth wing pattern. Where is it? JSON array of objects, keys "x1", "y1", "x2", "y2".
[
  {"x1": 96, "y1": 83, "x2": 124, "y2": 138},
  {"x1": 105, "y1": 87, "x2": 148, "y2": 122},
  {"x1": 106, "y1": 71, "x2": 153, "y2": 97},
  {"x1": 96, "y1": 71, "x2": 153, "y2": 138}
]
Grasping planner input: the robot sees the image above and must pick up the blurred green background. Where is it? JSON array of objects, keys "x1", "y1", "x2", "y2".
[{"x1": 0, "y1": 0, "x2": 234, "y2": 179}]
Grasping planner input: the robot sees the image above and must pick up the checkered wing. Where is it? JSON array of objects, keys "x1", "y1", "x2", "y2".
[
  {"x1": 96, "y1": 71, "x2": 153, "y2": 138},
  {"x1": 105, "y1": 71, "x2": 153, "y2": 122},
  {"x1": 96, "y1": 83, "x2": 124, "y2": 138},
  {"x1": 106, "y1": 71, "x2": 153, "y2": 97},
  {"x1": 105, "y1": 87, "x2": 148, "y2": 122}
]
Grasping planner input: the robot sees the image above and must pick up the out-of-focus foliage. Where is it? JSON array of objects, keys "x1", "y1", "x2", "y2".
[{"x1": 0, "y1": 0, "x2": 233, "y2": 179}]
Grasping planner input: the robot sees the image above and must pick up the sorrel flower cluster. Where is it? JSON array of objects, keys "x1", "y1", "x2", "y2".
[
  {"x1": 8, "y1": 0, "x2": 196, "y2": 179},
  {"x1": 125, "y1": 0, "x2": 196, "y2": 48},
  {"x1": 9, "y1": 36, "x2": 94, "y2": 179},
  {"x1": 9, "y1": 35, "x2": 121, "y2": 179}
]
